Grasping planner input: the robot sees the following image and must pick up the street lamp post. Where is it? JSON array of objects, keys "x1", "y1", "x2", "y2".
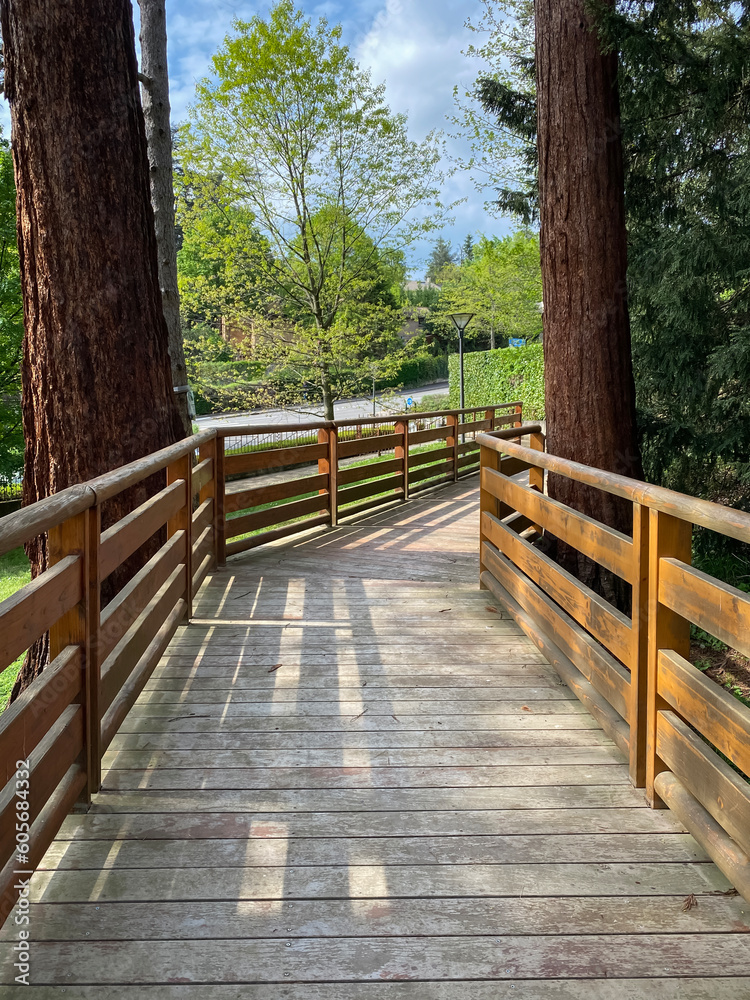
[{"x1": 449, "y1": 312, "x2": 474, "y2": 411}]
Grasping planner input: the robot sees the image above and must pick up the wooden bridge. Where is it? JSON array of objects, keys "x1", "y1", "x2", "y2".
[{"x1": 1, "y1": 404, "x2": 749, "y2": 995}]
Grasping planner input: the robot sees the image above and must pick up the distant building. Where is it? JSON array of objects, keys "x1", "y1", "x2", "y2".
[{"x1": 403, "y1": 279, "x2": 441, "y2": 292}]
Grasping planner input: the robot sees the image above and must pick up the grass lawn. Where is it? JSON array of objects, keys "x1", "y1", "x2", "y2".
[{"x1": 0, "y1": 546, "x2": 31, "y2": 711}]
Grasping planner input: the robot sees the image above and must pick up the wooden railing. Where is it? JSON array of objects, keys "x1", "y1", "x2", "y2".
[
  {"x1": 0, "y1": 401, "x2": 521, "y2": 920},
  {"x1": 220, "y1": 403, "x2": 523, "y2": 556},
  {"x1": 478, "y1": 426, "x2": 750, "y2": 901}
]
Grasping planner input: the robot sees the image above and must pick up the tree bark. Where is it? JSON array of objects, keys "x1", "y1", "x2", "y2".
[
  {"x1": 2, "y1": 0, "x2": 184, "y2": 696},
  {"x1": 138, "y1": 0, "x2": 190, "y2": 436},
  {"x1": 535, "y1": 0, "x2": 642, "y2": 592}
]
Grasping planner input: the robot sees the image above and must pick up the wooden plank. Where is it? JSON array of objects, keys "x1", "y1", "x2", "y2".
[
  {"x1": 17, "y1": 863, "x2": 732, "y2": 907},
  {"x1": 0, "y1": 554, "x2": 82, "y2": 668},
  {"x1": 225, "y1": 442, "x2": 327, "y2": 476},
  {"x1": 1, "y1": 981, "x2": 746, "y2": 1000},
  {"x1": 408, "y1": 474, "x2": 454, "y2": 496},
  {"x1": 99, "y1": 530, "x2": 185, "y2": 663},
  {"x1": 103, "y1": 745, "x2": 625, "y2": 769},
  {"x1": 659, "y1": 556, "x2": 750, "y2": 658},
  {"x1": 192, "y1": 552, "x2": 213, "y2": 599},
  {"x1": 338, "y1": 473, "x2": 403, "y2": 507},
  {"x1": 191, "y1": 525, "x2": 213, "y2": 571},
  {"x1": 35, "y1": 832, "x2": 708, "y2": 871},
  {"x1": 191, "y1": 498, "x2": 213, "y2": 536},
  {"x1": 409, "y1": 460, "x2": 454, "y2": 485},
  {"x1": 192, "y1": 457, "x2": 212, "y2": 495},
  {"x1": 55, "y1": 803, "x2": 685, "y2": 840},
  {"x1": 655, "y1": 770, "x2": 750, "y2": 905},
  {"x1": 100, "y1": 564, "x2": 187, "y2": 714},
  {"x1": 0, "y1": 763, "x2": 86, "y2": 927},
  {"x1": 483, "y1": 467, "x2": 635, "y2": 582},
  {"x1": 225, "y1": 515, "x2": 330, "y2": 556},
  {"x1": 99, "y1": 480, "x2": 185, "y2": 581},
  {"x1": 658, "y1": 650, "x2": 750, "y2": 776},
  {"x1": 481, "y1": 566, "x2": 630, "y2": 758},
  {"x1": 337, "y1": 432, "x2": 401, "y2": 459},
  {"x1": 0, "y1": 704, "x2": 83, "y2": 869},
  {"x1": 408, "y1": 445, "x2": 453, "y2": 469},
  {"x1": 101, "y1": 764, "x2": 626, "y2": 792},
  {"x1": 656, "y1": 710, "x2": 750, "y2": 858},
  {"x1": 480, "y1": 546, "x2": 631, "y2": 721},
  {"x1": 101, "y1": 598, "x2": 187, "y2": 752},
  {"x1": 409, "y1": 424, "x2": 450, "y2": 445},
  {"x1": 483, "y1": 513, "x2": 634, "y2": 667},
  {"x1": 0, "y1": 646, "x2": 81, "y2": 785},
  {"x1": 226, "y1": 494, "x2": 330, "y2": 538},
  {"x1": 338, "y1": 458, "x2": 401, "y2": 487},
  {"x1": 225, "y1": 473, "x2": 328, "y2": 513}
]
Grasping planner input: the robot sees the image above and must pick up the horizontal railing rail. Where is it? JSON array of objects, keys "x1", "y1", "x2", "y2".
[
  {"x1": 219, "y1": 403, "x2": 523, "y2": 556},
  {"x1": 477, "y1": 428, "x2": 750, "y2": 902},
  {"x1": 0, "y1": 400, "x2": 521, "y2": 920}
]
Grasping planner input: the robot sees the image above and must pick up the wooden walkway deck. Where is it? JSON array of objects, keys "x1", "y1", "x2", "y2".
[{"x1": 2, "y1": 481, "x2": 750, "y2": 996}]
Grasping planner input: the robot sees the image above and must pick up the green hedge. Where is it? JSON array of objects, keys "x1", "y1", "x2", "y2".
[
  {"x1": 381, "y1": 353, "x2": 448, "y2": 390},
  {"x1": 448, "y1": 344, "x2": 544, "y2": 419}
]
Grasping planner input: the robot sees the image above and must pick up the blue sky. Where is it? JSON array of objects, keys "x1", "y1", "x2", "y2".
[{"x1": 3, "y1": 0, "x2": 514, "y2": 278}]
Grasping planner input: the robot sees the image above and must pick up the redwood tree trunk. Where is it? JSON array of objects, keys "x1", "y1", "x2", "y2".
[
  {"x1": 138, "y1": 0, "x2": 191, "y2": 437},
  {"x1": 535, "y1": 0, "x2": 642, "y2": 589},
  {"x1": 2, "y1": 0, "x2": 184, "y2": 695}
]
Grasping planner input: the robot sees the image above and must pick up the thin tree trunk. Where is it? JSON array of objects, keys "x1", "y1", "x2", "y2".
[
  {"x1": 2, "y1": 0, "x2": 184, "y2": 697},
  {"x1": 138, "y1": 0, "x2": 190, "y2": 436},
  {"x1": 535, "y1": 0, "x2": 642, "y2": 595}
]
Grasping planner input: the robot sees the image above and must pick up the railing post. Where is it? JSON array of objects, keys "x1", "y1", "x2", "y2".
[
  {"x1": 448, "y1": 413, "x2": 459, "y2": 481},
  {"x1": 395, "y1": 418, "x2": 409, "y2": 501},
  {"x1": 318, "y1": 425, "x2": 338, "y2": 527},
  {"x1": 646, "y1": 508, "x2": 692, "y2": 806},
  {"x1": 485, "y1": 407, "x2": 495, "y2": 432},
  {"x1": 513, "y1": 402, "x2": 523, "y2": 443},
  {"x1": 199, "y1": 436, "x2": 218, "y2": 571},
  {"x1": 167, "y1": 452, "x2": 193, "y2": 620},
  {"x1": 529, "y1": 428, "x2": 545, "y2": 494},
  {"x1": 48, "y1": 506, "x2": 100, "y2": 804},
  {"x1": 479, "y1": 443, "x2": 500, "y2": 588},
  {"x1": 215, "y1": 434, "x2": 226, "y2": 567},
  {"x1": 629, "y1": 502, "x2": 650, "y2": 788}
]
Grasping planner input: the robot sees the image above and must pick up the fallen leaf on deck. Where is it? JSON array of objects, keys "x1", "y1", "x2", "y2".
[
  {"x1": 485, "y1": 606, "x2": 498, "y2": 613},
  {"x1": 267, "y1": 664, "x2": 283, "y2": 673},
  {"x1": 439, "y1": 608, "x2": 452, "y2": 613},
  {"x1": 682, "y1": 894, "x2": 698, "y2": 911},
  {"x1": 521, "y1": 706, "x2": 531, "y2": 712}
]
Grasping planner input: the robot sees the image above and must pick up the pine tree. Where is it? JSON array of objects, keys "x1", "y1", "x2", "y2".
[
  {"x1": 461, "y1": 234, "x2": 475, "y2": 263},
  {"x1": 426, "y1": 237, "x2": 456, "y2": 282}
]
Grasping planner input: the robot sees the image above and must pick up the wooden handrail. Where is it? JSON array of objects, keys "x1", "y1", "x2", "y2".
[
  {"x1": 478, "y1": 429, "x2": 750, "y2": 903},
  {"x1": 477, "y1": 431, "x2": 750, "y2": 544}
]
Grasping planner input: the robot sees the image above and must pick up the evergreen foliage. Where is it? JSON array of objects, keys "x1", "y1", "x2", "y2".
[
  {"x1": 458, "y1": 1, "x2": 750, "y2": 506},
  {"x1": 426, "y1": 237, "x2": 456, "y2": 282}
]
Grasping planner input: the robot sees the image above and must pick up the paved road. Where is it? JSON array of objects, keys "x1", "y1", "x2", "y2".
[{"x1": 195, "y1": 381, "x2": 449, "y2": 431}]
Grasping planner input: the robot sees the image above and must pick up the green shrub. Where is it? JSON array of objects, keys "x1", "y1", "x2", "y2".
[
  {"x1": 377, "y1": 353, "x2": 448, "y2": 391},
  {"x1": 448, "y1": 343, "x2": 544, "y2": 418},
  {"x1": 416, "y1": 392, "x2": 450, "y2": 411}
]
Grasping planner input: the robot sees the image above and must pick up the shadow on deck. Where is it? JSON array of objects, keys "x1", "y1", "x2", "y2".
[{"x1": 2, "y1": 481, "x2": 749, "y2": 996}]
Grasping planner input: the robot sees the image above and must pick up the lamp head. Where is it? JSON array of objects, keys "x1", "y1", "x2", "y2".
[{"x1": 449, "y1": 312, "x2": 474, "y2": 334}]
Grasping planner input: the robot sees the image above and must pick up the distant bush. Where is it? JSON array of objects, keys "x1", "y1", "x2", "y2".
[
  {"x1": 448, "y1": 343, "x2": 544, "y2": 418},
  {"x1": 378, "y1": 353, "x2": 447, "y2": 391}
]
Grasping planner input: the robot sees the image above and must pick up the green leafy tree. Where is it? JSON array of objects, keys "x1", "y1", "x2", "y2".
[
  {"x1": 0, "y1": 132, "x2": 24, "y2": 486},
  {"x1": 176, "y1": 171, "x2": 273, "y2": 329},
  {"x1": 437, "y1": 231, "x2": 542, "y2": 349},
  {"x1": 183, "y1": 1, "x2": 446, "y2": 418}
]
